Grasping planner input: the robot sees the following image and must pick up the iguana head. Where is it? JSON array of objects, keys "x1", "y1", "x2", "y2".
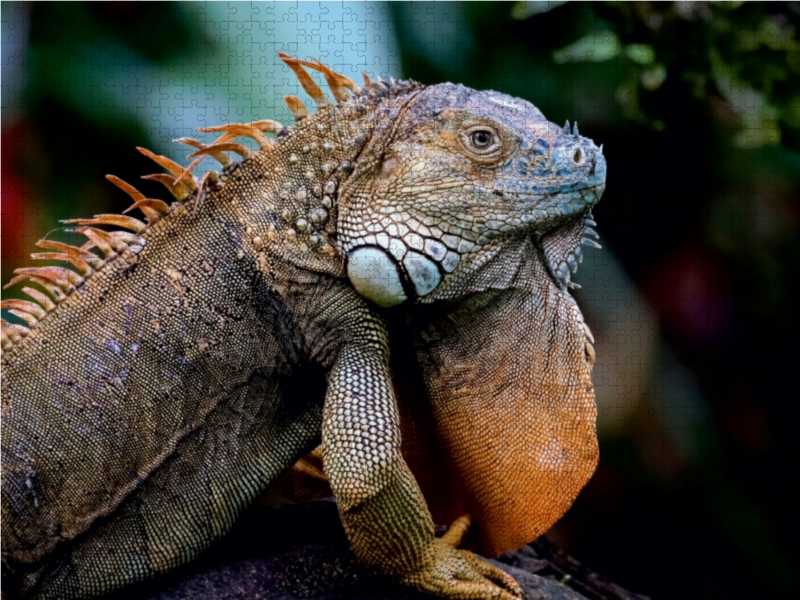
[{"x1": 339, "y1": 82, "x2": 607, "y2": 306}]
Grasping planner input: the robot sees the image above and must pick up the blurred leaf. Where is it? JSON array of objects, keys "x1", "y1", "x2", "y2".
[
  {"x1": 509, "y1": 1, "x2": 569, "y2": 21},
  {"x1": 624, "y1": 43, "x2": 655, "y2": 65},
  {"x1": 641, "y1": 64, "x2": 666, "y2": 90},
  {"x1": 553, "y1": 30, "x2": 620, "y2": 64}
]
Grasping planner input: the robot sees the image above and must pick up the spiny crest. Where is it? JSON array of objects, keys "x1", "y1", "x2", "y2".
[
  {"x1": 276, "y1": 52, "x2": 420, "y2": 120},
  {"x1": 2, "y1": 53, "x2": 413, "y2": 355}
]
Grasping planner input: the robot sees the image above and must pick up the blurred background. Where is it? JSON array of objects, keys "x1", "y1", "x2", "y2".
[{"x1": 2, "y1": 2, "x2": 799, "y2": 599}]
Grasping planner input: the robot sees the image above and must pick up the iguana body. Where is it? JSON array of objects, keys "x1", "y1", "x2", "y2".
[{"x1": 1, "y1": 54, "x2": 606, "y2": 599}]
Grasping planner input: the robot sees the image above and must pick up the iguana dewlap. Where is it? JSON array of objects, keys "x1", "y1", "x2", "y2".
[{"x1": 1, "y1": 54, "x2": 605, "y2": 599}]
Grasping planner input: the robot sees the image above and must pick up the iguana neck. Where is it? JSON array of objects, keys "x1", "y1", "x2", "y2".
[{"x1": 225, "y1": 84, "x2": 422, "y2": 279}]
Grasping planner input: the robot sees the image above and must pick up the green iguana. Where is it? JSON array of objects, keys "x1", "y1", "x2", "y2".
[{"x1": 1, "y1": 53, "x2": 606, "y2": 600}]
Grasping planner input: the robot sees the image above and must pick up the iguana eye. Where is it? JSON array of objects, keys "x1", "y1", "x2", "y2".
[{"x1": 471, "y1": 130, "x2": 493, "y2": 147}]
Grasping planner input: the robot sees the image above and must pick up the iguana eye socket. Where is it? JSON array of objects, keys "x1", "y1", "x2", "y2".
[{"x1": 460, "y1": 125, "x2": 504, "y2": 162}]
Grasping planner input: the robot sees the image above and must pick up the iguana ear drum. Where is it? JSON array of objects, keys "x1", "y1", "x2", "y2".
[{"x1": 346, "y1": 246, "x2": 442, "y2": 307}]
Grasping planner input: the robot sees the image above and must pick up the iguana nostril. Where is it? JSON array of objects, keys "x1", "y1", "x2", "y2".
[{"x1": 573, "y1": 147, "x2": 583, "y2": 165}]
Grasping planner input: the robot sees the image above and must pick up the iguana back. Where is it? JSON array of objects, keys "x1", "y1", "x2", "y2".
[{"x1": 1, "y1": 149, "x2": 336, "y2": 597}]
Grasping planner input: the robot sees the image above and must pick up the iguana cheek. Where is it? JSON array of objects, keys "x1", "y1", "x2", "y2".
[{"x1": 402, "y1": 251, "x2": 442, "y2": 297}]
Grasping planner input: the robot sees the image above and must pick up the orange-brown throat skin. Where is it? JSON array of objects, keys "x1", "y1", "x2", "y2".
[{"x1": 392, "y1": 240, "x2": 598, "y2": 556}]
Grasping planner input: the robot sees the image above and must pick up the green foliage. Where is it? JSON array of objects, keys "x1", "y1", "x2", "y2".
[{"x1": 391, "y1": 1, "x2": 800, "y2": 149}]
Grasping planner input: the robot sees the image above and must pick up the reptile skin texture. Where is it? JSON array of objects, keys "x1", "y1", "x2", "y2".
[{"x1": 1, "y1": 54, "x2": 606, "y2": 600}]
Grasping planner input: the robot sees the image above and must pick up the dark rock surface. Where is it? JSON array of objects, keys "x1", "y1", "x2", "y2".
[{"x1": 103, "y1": 500, "x2": 647, "y2": 600}]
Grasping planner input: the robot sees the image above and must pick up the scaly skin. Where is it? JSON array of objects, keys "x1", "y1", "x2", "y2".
[{"x1": 1, "y1": 54, "x2": 606, "y2": 599}]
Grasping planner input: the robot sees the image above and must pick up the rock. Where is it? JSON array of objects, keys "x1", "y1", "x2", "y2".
[{"x1": 104, "y1": 500, "x2": 644, "y2": 600}]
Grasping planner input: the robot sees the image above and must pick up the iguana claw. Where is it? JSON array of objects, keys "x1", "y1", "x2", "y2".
[{"x1": 400, "y1": 516, "x2": 524, "y2": 600}]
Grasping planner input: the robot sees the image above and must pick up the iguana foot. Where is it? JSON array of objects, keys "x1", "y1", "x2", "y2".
[{"x1": 400, "y1": 516, "x2": 524, "y2": 600}]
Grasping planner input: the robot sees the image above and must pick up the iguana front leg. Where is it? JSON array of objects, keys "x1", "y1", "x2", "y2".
[{"x1": 322, "y1": 327, "x2": 523, "y2": 599}]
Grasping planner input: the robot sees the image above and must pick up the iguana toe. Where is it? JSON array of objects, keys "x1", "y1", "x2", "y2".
[{"x1": 400, "y1": 516, "x2": 524, "y2": 600}]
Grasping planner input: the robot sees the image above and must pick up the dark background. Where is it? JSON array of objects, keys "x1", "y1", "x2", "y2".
[{"x1": 2, "y1": 3, "x2": 799, "y2": 599}]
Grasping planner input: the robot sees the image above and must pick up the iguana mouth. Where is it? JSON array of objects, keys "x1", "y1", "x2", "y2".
[
  {"x1": 492, "y1": 181, "x2": 605, "y2": 199},
  {"x1": 477, "y1": 180, "x2": 604, "y2": 291}
]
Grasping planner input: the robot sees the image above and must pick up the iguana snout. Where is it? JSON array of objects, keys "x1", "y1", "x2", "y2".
[{"x1": 510, "y1": 117, "x2": 607, "y2": 290}]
